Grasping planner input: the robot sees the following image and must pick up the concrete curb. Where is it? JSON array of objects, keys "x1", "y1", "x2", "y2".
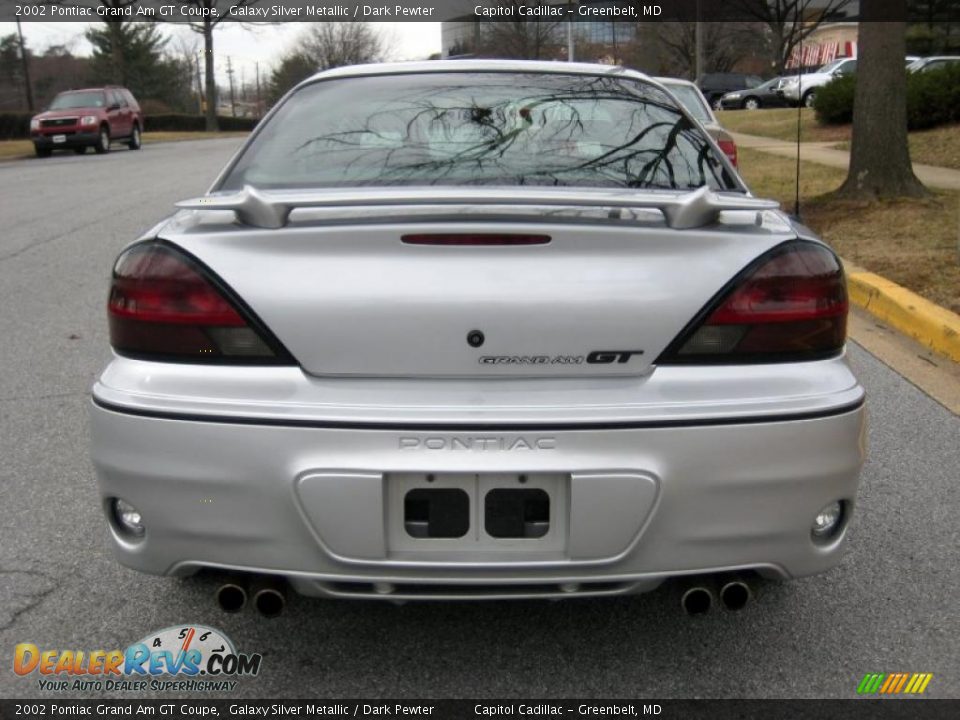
[{"x1": 847, "y1": 270, "x2": 960, "y2": 363}]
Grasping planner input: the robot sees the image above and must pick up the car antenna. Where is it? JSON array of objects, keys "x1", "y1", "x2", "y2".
[{"x1": 794, "y1": 32, "x2": 803, "y2": 218}]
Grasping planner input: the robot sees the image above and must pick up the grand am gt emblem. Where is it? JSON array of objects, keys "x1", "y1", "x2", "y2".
[
  {"x1": 399, "y1": 436, "x2": 557, "y2": 451},
  {"x1": 479, "y1": 350, "x2": 644, "y2": 366}
]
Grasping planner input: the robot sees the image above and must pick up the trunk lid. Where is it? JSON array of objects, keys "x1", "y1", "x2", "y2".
[{"x1": 162, "y1": 205, "x2": 796, "y2": 378}]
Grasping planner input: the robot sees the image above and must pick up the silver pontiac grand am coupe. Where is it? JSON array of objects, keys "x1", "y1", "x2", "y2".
[{"x1": 90, "y1": 61, "x2": 865, "y2": 613}]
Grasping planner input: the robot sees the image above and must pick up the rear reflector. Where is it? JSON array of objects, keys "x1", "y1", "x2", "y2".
[
  {"x1": 658, "y1": 241, "x2": 847, "y2": 364},
  {"x1": 402, "y1": 234, "x2": 550, "y2": 246},
  {"x1": 108, "y1": 242, "x2": 291, "y2": 363}
]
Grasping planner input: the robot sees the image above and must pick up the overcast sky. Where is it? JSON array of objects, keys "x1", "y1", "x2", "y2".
[{"x1": 0, "y1": 22, "x2": 442, "y2": 86}]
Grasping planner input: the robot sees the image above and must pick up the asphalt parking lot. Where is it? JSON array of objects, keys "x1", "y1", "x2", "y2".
[{"x1": 0, "y1": 139, "x2": 957, "y2": 700}]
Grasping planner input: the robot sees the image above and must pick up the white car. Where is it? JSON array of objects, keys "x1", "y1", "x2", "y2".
[
  {"x1": 779, "y1": 57, "x2": 858, "y2": 107},
  {"x1": 90, "y1": 61, "x2": 865, "y2": 614},
  {"x1": 655, "y1": 77, "x2": 740, "y2": 167}
]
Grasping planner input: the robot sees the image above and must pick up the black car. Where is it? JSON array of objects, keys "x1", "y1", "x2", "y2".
[
  {"x1": 718, "y1": 77, "x2": 789, "y2": 110},
  {"x1": 697, "y1": 72, "x2": 763, "y2": 110}
]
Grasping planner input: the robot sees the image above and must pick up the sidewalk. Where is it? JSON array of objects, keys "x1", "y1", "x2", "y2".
[{"x1": 731, "y1": 132, "x2": 960, "y2": 191}]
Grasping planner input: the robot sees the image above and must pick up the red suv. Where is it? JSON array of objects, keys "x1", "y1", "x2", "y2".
[{"x1": 30, "y1": 87, "x2": 144, "y2": 157}]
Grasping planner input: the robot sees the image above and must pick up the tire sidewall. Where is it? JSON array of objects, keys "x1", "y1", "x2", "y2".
[
  {"x1": 96, "y1": 126, "x2": 111, "y2": 154},
  {"x1": 129, "y1": 124, "x2": 141, "y2": 150}
]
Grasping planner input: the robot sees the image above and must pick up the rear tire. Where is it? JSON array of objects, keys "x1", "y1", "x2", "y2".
[
  {"x1": 128, "y1": 124, "x2": 141, "y2": 150},
  {"x1": 743, "y1": 97, "x2": 761, "y2": 110},
  {"x1": 34, "y1": 144, "x2": 51, "y2": 158},
  {"x1": 94, "y1": 126, "x2": 111, "y2": 154}
]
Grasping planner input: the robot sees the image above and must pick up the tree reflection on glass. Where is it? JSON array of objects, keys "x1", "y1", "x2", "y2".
[{"x1": 226, "y1": 73, "x2": 734, "y2": 192}]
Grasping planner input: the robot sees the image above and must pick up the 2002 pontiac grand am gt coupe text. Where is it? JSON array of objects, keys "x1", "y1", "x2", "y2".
[{"x1": 89, "y1": 61, "x2": 865, "y2": 612}]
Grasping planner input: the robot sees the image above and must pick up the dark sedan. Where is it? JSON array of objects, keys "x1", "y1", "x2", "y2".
[{"x1": 719, "y1": 77, "x2": 789, "y2": 110}]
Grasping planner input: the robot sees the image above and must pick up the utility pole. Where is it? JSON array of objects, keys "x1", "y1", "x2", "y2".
[
  {"x1": 226, "y1": 56, "x2": 236, "y2": 118},
  {"x1": 15, "y1": 19, "x2": 34, "y2": 112},
  {"x1": 566, "y1": 1, "x2": 575, "y2": 62},
  {"x1": 695, "y1": 0, "x2": 703, "y2": 81},
  {"x1": 195, "y1": 52, "x2": 203, "y2": 115},
  {"x1": 255, "y1": 62, "x2": 262, "y2": 119}
]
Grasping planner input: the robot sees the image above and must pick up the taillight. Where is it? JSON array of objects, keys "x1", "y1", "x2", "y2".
[
  {"x1": 718, "y1": 138, "x2": 738, "y2": 167},
  {"x1": 107, "y1": 242, "x2": 292, "y2": 363},
  {"x1": 658, "y1": 241, "x2": 847, "y2": 364}
]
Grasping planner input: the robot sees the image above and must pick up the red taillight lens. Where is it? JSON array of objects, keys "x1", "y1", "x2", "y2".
[
  {"x1": 717, "y1": 139, "x2": 738, "y2": 167},
  {"x1": 108, "y1": 243, "x2": 290, "y2": 363},
  {"x1": 659, "y1": 242, "x2": 847, "y2": 363}
]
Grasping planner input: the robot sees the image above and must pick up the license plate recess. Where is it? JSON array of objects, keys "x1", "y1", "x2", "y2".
[{"x1": 386, "y1": 473, "x2": 568, "y2": 554}]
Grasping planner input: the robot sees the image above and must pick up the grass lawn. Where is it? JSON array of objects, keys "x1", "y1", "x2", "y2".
[
  {"x1": 836, "y1": 124, "x2": 960, "y2": 172},
  {"x1": 722, "y1": 108, "x2": 960, "y2": 171},
  {"x1": 720, "y1": 108, "x2": 851, "y2": 143},
  {"x1": 738, "y1": 147, "x2": 960, "y2": 315},
  {"x1": 0, "y1": 130, "x2": 248, "y2": 160}
]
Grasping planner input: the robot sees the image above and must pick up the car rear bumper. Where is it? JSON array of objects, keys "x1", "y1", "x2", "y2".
[{"x1": 89, "y1": 385, "x2": 866, "y2": 599}]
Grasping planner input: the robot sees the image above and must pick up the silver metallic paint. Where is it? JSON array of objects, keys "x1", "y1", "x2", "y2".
[{"x1": 90, "y1": 61, "x2": 866, "y2": 599}]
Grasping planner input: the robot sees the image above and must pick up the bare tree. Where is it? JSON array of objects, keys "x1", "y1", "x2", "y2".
[
  {"x1": 836, "y1": 4, "x2": 929, "y2": 199},
  {"x1": 655, "y1": 22, "x2": 763, "y2": 79},
  {"x1": 163, "y1": 0, "x2": 264, "y2": 131},
  {"x1": 268, "y1": 23, "x2": 390, "y2": 102},
  {"x1": 734, "y1": 0, "x2": 854, "y2": 74},
  {"x1": 300, "y1": 22, "x2": 392, "y2": 71},
  {"x1": 475, "y1": 3, "x2": 563, "y2": 60},
  {"x1": 170, "y1": 34, "x2": 203, "y2": 114}
]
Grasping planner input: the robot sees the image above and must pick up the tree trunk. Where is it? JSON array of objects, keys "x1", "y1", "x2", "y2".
[
  {"x1": 108, "y1": 20, "x2": 124, "y2": 86},
  {"x1": 773, "y1": 29, "x2": 786, "y2": 75},
  {"x1": 835, "y1": 5, "x2": 928, "y2": 199},
  {"x1": 203, "y1": 21, "x2": 218, "y2": 132}
]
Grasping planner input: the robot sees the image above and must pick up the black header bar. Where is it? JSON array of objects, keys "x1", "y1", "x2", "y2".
[
  {"x1": 1, "y1": 699, "x2": 959, "y2": 719},
  {"x1": 4, "y1": 0, "x2": 960, "y2": 24}
]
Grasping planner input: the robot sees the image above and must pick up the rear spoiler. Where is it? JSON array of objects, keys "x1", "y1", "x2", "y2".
[{"x1": 176, "y1": 184, "x2": 779, "y2": 231}]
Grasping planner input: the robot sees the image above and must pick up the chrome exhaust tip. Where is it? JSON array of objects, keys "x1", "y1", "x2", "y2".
[
  {"x1": 215, "y1": 581, "x2": 247, "y2": 614},
  {"x1": 719, "y1": 579, "x2": 752, "y2": 611},
  {"x1": 680, "y1": 586, "x2": 713, "y2": 615},
  {"x1": 252, "y1": 578, "x2": 287, "y2": 618}
]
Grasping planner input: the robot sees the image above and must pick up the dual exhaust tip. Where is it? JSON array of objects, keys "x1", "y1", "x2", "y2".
[
  {"x1": 217, "y1": 573, "x2": 750, "y2": 616},
  {"x1": 680, "y1": 577, "x2": 752, "y2": 615},
  {"x1": 215, "y1": 575, "x2": 286, "y2": 618}
]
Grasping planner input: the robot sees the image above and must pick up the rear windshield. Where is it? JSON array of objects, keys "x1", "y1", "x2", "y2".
[
  {"x1": 49, "y1": 91, "x2": 107, "y2": 110},
  {"x1": 659, "y1": 83, "x2": 712, "y2": 124},
  {"x1": 220, "y1": 72, "x2": 735, "y2": 192}
]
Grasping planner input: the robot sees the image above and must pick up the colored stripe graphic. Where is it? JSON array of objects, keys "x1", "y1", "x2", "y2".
[
  {"x1": 857, "y1": 673, "x2": 885, "y2": 694},
  {"x1": 858, "y1": 673, "x2": 933, "y2": 695},
  {"x1": 893, "y1": 674, "x2": 909, "y2": 693},
  {"x1": 880, "y1": 674, "x2": 897, "y2": 693}
]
